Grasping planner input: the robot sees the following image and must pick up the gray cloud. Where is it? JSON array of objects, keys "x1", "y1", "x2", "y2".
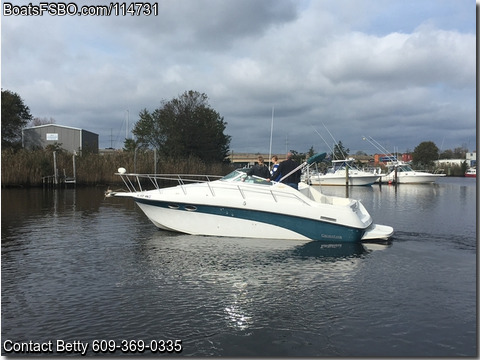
[{"x1": 1, "y1": 0, "x2": 475, "y2": 154}]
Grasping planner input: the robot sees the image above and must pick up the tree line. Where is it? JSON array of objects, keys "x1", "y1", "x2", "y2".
[
  {"x1": 1, "y1": 88, "x2": 472, "y2": 186},
  {"x1": 2, "y1": 89, "x2": 232, "y2": 163},
  {"x1": 1, "y1": 89, "x2": 236, "y2": 186}
]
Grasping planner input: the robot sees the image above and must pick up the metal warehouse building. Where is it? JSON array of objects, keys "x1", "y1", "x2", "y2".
[{"x1": 22, "y1": 124, "x2": 98, "y2": 154}]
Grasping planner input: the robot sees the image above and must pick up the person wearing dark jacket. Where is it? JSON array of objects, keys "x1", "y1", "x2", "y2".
[
  {"x1": 246, "y1": 155, "x2": 271, "y2": 179},
  {"x1": 268, "y1": 152, "x2": 301, "y2": 189}
]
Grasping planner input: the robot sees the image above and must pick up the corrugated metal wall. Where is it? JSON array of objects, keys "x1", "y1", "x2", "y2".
[{"x1": 23, "y1": 125, "x2": 98, "y2": 154}]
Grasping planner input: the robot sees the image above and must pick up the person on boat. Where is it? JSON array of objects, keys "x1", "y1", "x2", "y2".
[
  {"x1": 268, "y1": 152, "x2": 301, "y2": 189},
  {"x1": 245, "y1": 155, "x2": 271, "y2": 179},
  {"x1": 270, "y1": 155, "x2": 280, "y2": 178}
]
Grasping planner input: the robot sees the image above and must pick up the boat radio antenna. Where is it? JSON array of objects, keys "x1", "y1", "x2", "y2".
[{"x1": 268, "y1": 106, "x2": 274, "y2": 169}]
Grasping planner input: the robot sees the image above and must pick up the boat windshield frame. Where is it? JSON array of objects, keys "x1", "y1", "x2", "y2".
[
  {"x1": 330, "y1": 158, "x2": 357, "y2": 172},
  {"x1": 397, "y1": 164, "x2": 413, "y2": 172},
  {"x1": 220, "y1": 169, "x2": 272, "y2": 185}
]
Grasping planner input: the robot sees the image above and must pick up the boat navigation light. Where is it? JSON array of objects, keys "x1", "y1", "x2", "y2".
[{"x1": 118, "y1": 167, "x2": 127, "y2": 174}]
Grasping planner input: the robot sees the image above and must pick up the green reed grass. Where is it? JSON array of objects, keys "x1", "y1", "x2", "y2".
[{"x1": 1, "y1": 149, "x2": 231, "y2": 187}]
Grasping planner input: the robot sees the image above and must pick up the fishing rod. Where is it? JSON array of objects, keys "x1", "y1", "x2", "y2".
[
  {"x1": 311, "y1": 126, "x2": 333, "y2": 155},
  {"x1": 322, "y1": 122, "x2": 347, "y2": 160},
  {"x1": 362, "y1": 136, "x2": 397, "y2": 163}
]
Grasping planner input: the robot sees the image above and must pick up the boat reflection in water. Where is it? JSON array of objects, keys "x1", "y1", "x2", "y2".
[
  {"x1": 138, "y1": 232, "x2": 392, "y2": 335},
  {"x1": 290, "y1": 240, "x2": 392, "y2": 262},
  {"x1": 291, "y1": 241, "x2": 366, "y2": 259}
]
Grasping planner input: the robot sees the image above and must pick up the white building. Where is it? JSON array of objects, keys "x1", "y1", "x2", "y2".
[
  {"x1": 466, "y1": 151, "x2": 476, "y2": 167},
  {"x1": 435, "y1": 159, "x2": 465, "y2": 167}
]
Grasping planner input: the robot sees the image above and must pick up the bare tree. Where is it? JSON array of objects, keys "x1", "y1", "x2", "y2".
[{"x1": 30, "y1": 117, "x2": 55, "y2": 126}]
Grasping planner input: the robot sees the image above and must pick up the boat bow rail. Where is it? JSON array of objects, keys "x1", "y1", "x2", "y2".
[
  {"x1": 108, "y1": 171, "x2": 317, "y2": 208},
  {"x1": 113, "y1": 171, "x2": 223, "y2": 193}
]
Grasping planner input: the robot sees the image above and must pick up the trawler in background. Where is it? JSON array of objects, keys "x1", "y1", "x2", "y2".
[
  {"x1": 363, "y1": 136, "x2": 446, "y2": 184},
  {"x1": 379, "y1": 161, "x2": 446, "y2": 184},
  {"x1": 305, "y1": 158, "x2": 380, "y2": 186}
]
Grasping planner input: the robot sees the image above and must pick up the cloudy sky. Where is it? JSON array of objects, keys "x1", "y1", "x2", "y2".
[{"x1": 2, "y1": 0, "x2": 476, "y2": 155}]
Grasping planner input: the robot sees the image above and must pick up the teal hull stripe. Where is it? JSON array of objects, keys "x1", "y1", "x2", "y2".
[{"x1": 135, "y1": 198, "x2": 365, "y2": 242}]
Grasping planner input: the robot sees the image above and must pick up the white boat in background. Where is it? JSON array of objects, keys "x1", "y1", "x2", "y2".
[
  {"x1": 380, "y1": 162, "x2": 446, "y2": 184},
  {"x1": 465, "y1": 168, "x2": 476, "y2": 178},
  {"x1": 306, "y1": 158, "x2": 380, "y2": 186},
  {"x1": 106, "y1": 154, "x2": 393, "y2": 243}
]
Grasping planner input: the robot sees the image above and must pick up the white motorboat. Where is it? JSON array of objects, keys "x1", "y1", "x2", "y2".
[
  {"x1": 106, "y1": 155, "x2": 393, "y2": 243},
  {"x1": 306, "y1": 158, "x2": 380, "y2": 186},
  {"x1": 380, "y1": 162, "x2": 446, "y2": 184}
]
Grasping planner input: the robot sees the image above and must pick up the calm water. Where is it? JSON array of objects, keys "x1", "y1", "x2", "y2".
[{"x1": 1, "y1": 177, "x2": 476, "y2": 357}]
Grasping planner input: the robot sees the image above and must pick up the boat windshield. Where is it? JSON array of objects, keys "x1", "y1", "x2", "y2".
[
  {"x1": 387, "y1": 163, "x2": 413, "y2": 172},
  {"x1": 220, "y1": 169, "x2": 272, "y2": 185},
  {"x1": 398, "y1": 164, "x2": 413, "y2": 172},
  {"x1": 331, "y1": 159, "x2": 356, "y2": 172},
  {"x1": 332, "y1": 162, "x2": 347, "y2": 171}
]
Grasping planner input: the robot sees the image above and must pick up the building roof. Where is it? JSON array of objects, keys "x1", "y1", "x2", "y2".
[
  {"x1": 24, "y1": 124, "x2": 98, "y2": 135},
  {"x1": 24, "y1": 124, "x2": 82, "y2": 131}
]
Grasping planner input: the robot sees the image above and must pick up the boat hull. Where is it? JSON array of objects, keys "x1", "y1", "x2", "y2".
[
  {"x1": 134, "y1": 198, "x2": 367, "y2": 242},
  {"x1": 380, "y1": 173, "x2": 446, "y2": 183},
  {"x1": 107, "y1": 170, "x2": 393, "y2": 242},
  {"x1": 309, "y1": 174, "x2": 379, "y2": 186}
]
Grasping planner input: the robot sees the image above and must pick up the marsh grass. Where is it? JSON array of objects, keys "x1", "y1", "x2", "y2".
[
  {"x1": 4, "y1": 149, "x2": 464, "y2": 187},
  {"x1": 1, "y1": 149, "x2": 231, "y2": 187}
]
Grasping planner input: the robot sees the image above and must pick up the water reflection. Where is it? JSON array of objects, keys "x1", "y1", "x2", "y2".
[
  {"x1": 224, "y1": 282, "x2": 253, "y2": 331},
  {"x1": 135, "y1": 231, "x2": 390, "y2": 333},
  {"x1": 291, "y1": 241, "x2": 366, "y2": 259},
  {"x1": 320, "y1": 179, "x2": 476, "y2": 248},
  {"x1": 1, "y1": 182, "x2": 475, "y2": 357}
]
